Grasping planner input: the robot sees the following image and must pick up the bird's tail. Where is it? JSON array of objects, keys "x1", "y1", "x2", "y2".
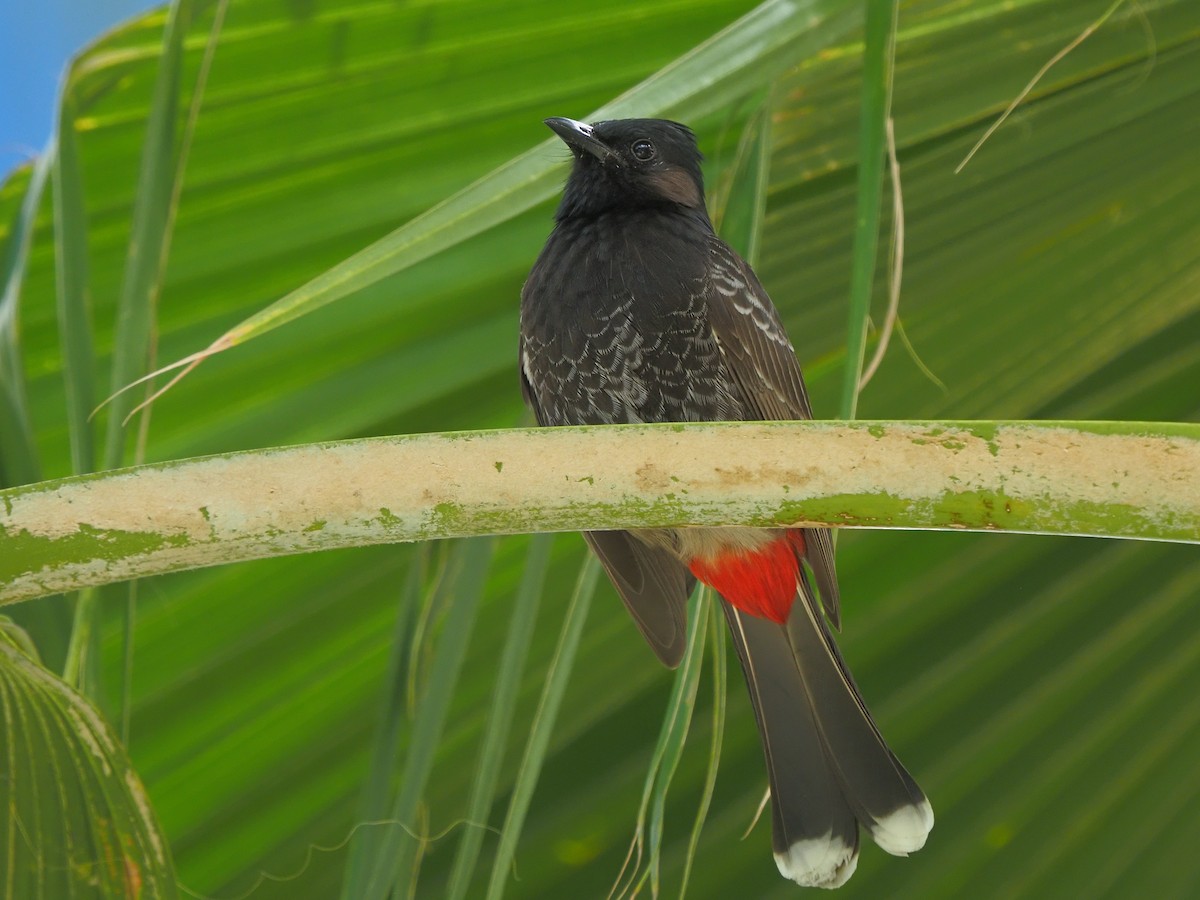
[{"x1": 721, "y1": 591, "x2": 933, "y2": 889}]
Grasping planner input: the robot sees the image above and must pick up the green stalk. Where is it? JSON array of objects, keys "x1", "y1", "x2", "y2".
[
  {"x1": 0, "y1": 143, "x2": 52, "y2": 488},
  {"x1": 339, "y1": 546, "x2": 425, "y2": 899},
  {"x1": 679, "y1": 599, "x2": 727, "y2": 897},
  {"x1": 445, "y1": 534, "x2": 554, "y2": 900},
  {"x1": 839, "y1": 0, "x2": 899, "y2": 418},
  {"x1": 3, "y1": 420, "x2": 1196, "y2": 606},
  {"x1": 359, "y1": 538, "x2": 495, "y2": 899},
  {"x1": 103, "y1": 0, "x2": 196, "y2": 468},
  {"x1": 0, "y1": 143, "x2": 71, "y2": 670},
  {"x1": 484, "y1": 555, "x2": 599, "y2": 900},
  {"x1": 52, "y1": 92, "x2": 95, "y2": 478}
]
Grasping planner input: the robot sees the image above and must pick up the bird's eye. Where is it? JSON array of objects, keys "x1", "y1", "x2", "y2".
[{"x1": 631, "y1": 139, "x2": 656, "y2": 161}]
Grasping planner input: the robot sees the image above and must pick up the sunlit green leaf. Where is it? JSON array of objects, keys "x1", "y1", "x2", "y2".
[
  {"x1": 0, "y1": 619, "x2": 177, "y2": 899},
  {"x1": 0, "y1": 0, "x2": 1197, "y2": 898}
]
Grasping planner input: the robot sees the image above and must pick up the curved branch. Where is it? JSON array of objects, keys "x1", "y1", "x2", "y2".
[{"x1": 2, "y1": 420, "x2": 1197, "y2": 605}]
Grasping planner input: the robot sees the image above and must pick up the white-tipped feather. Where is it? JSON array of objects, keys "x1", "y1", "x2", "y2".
[
  {"x1": 774, "y1": 833, "x2": 859, "y2": 889},
  {"x1": 869, "y1": 800, "x2": 935, "y2": 856}
]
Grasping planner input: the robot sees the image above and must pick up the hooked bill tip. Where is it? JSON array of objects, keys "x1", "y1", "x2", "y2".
[{"x1": 544, "y1": 116, "x2": 615, "y2": 162}]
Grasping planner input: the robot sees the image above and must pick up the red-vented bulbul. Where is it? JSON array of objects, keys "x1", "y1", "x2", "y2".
[{"x1": 519, "y1": 117, "x2": 932, "y2": 888}]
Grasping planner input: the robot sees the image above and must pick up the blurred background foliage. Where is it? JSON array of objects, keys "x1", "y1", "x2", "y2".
[{"x1": 1, "y1": 0, "x2": 1199, "y2": 897}]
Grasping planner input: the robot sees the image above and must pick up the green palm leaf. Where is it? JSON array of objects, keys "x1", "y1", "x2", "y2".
[{"x1": 0, "y1": 0, "x2": 1197, "y2": 897}]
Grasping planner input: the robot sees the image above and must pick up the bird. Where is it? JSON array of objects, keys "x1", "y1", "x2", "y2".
[{"x1": 519, "y1": 116, "x2": 932, "y2": 889}]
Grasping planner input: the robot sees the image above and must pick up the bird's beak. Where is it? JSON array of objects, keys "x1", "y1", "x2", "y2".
[{"x1": 544, "y1": 117, "x2": 616, "y2": 162}]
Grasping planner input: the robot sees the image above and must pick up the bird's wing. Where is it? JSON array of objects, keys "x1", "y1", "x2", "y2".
[
  {"x1": 584, "y1": 531, "x2": 693, "y2": 668},
  {"x1": 703, "y1": 238, "x2": 842, "y2": 628},
  {"x1": 519, "y1": 325, "x2": 693, "y2": 668}
]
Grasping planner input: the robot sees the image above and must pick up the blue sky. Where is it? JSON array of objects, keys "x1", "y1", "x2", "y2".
[{"x1": 0, "y1": 0, "x2": 159, "y2": 177}]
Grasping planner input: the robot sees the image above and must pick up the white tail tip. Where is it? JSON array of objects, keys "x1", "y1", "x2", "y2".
[
  {"x1": 870, "y1": 799, "x2": 935, "y2": 856},
  {"x1": 774, "y1": 832, "x2": 859, "y2": 889}
]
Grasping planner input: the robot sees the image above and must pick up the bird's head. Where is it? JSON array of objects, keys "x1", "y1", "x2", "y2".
[{"x1": 545, "y1": 117, "x2": 706, "y2": 220}]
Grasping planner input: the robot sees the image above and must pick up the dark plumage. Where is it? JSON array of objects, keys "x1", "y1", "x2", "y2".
[{"x1": 519, "y1": 117, "x2": 932, "y2": 888}]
